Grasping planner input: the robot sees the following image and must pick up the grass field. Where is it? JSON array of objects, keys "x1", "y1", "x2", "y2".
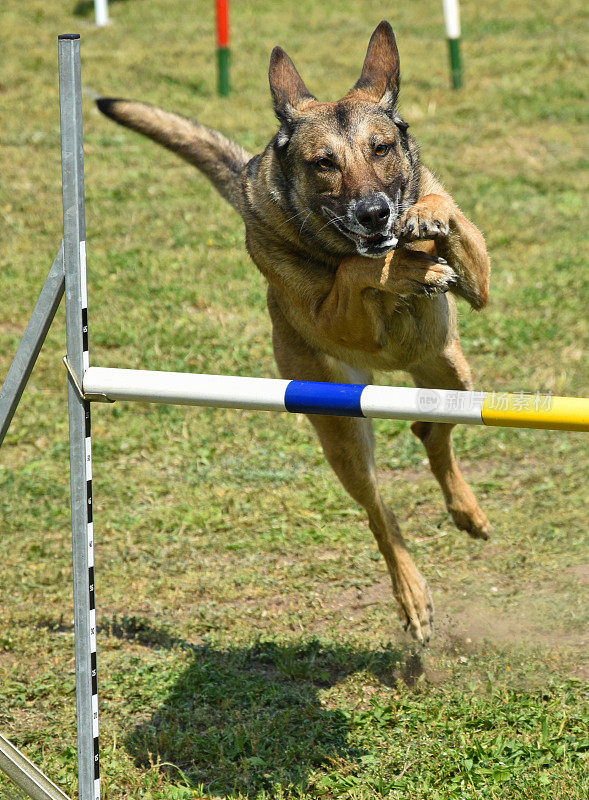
[{"x1": 0, "y1": 1, "x2": 588, "y2": 798}]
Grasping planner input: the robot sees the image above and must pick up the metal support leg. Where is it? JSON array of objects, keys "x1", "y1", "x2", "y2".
[
  {"x1": 0, "y1": 243, "x2": 64, "y2": 447},
  {"x1": 59, "y1": 34, "x2": 100, "y2": 800},
  {"x1": 0, "y1": 733, "x2": 70, "y2": 800}
]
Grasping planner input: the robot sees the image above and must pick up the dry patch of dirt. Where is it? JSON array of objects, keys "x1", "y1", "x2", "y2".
[
  {"x1": 325, "y1": 571, "x2": 588, "y2": 680},
  {"x1": 569, "y1": 563, "x2": 589, "y2": 585}
]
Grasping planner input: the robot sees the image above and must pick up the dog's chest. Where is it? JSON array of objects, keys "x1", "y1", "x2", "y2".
[
  {"x1": 286, "y1": 295, "x2": 452, "y2": 373},
  {"x1": 362, "y1": 301, "x2": 451, "y2": 370}
]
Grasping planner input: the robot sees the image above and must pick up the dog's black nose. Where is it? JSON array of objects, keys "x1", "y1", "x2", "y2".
[{"x1": 355, "y1": 194, "x2": 390, "y2": 231}]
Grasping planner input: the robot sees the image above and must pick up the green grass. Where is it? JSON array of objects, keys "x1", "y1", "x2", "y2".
[{"x1": 0, "y1": 1, "x2": 588, "y2": 798}]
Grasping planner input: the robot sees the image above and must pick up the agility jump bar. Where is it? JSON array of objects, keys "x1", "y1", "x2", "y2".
[{"x1": 83, "y1": 368, "x2": 589, "y2": 432}]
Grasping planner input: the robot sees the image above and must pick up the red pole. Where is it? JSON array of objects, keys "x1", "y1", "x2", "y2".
[{"x1": 215, "y1": 0, "x2": 230, "y2": 95}]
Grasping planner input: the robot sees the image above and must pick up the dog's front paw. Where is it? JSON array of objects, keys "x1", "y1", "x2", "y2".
[
  {"x1": 397, "y1": 194, "x2": 453, "y2": 242},
  {"x1": 383, "y1": 248, "x2": 457, "y2": 298},
  {"x1": 405, "y1": 258, "x2": 457, "y2": 298},
  {"x1": 416, "y1": 260, "x2": 458, "y2": 297}
]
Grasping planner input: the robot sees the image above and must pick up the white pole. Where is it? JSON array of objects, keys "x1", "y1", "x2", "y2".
[
  {"x1": 442, "y1": 0, "x2": 461, "y2": 39},
  {"x1": 94, "y1": 0, "x2": 109, "y2": 27},
  {"x1": 84, "y1": 368, "x2": 293, "y2": 411},
  {"x1": 442, "y1": 0, "x2": 463, "y2": 88}
]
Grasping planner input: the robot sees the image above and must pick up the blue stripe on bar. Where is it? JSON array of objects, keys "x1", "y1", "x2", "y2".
[{"x1": 284, "y1": 380, "x2": 366, "y2": 417}]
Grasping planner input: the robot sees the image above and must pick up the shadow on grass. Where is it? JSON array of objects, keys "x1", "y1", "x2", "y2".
[{"x1": 108, "y1": 616, "x2": 415, "y2": 797}]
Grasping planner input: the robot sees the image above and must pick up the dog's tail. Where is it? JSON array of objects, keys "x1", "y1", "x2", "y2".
[{"x1": 96, "y1": 98, "x2": 251, "y2": 212}]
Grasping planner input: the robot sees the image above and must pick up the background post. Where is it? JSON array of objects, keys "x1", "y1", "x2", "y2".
[
  {"x1": 94, "y1": 0, "x2": 109, "y2": 27},
  {"x1": 442, "y1": 0, "x2": 463, "y2": 89},
  {"x1": 58, "y1": 34, "x2": 101, "y2": 800},
  {"x1": 215, "y1": 0, "x2": 230, "y2": 96}
]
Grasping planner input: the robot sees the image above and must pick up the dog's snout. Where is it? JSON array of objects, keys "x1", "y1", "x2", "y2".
[{"x1": 355, "y1": 194, "x2": 390, "y2": 231}]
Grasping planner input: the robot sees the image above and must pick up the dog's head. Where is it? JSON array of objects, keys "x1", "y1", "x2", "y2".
[{"x1": 269, "y1": 21, "x2": 420, "y2": 258}]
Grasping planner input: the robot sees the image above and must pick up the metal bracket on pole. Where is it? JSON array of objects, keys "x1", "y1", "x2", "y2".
[{"x1": 62, "y1": 357, "x2": 114, "y2": 404}]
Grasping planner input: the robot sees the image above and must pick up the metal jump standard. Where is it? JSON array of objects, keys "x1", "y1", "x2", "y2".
[{"x1": 0, "y1": 33, "x2": 587, "y2": 800}]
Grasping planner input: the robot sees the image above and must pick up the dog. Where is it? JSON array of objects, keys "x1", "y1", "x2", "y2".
[{"x1": 97, "y1": 21, "x2": 491, "y2": 643}]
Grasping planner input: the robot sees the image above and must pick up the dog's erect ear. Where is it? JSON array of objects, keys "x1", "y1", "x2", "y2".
[
  {"x1": 353, "y1": 21, "x2": 400, "y2": 109},
  {"x1": 269, "y1": 46, "x2": 316, "y2": 125}
]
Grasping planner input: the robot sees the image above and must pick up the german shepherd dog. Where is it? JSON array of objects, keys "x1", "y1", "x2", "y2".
[{"x1": 97, "y1": 22, "x2": 491, "y2": 643}]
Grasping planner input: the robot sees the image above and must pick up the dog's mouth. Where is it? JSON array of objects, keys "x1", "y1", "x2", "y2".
[
  {"x1": 355, "y1": 230, "x2": 399, "y2": 256},
  {"x1": 337, "y1": 222, "x2": 399, "y2": 257},
  {"x1": 321, "y1": 207, "x2": 398, "y2": 257}
]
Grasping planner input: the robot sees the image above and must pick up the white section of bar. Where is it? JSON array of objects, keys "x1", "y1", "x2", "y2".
[
  {"x1": 84, "y1": 368, "x2": 291, "y2": 411},
  {"x1": 442, "y1": 0, "x2": 461, "y2": 38},
  {"x1": 361, "y1": 385, "x2": 485, "y2": 425}
]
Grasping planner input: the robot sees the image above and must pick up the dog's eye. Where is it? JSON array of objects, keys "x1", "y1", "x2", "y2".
[
  {"x1": 315, "y1": 157, "x2": 334, "y2": 171},
  {"x1": 374, "y1": 143, "x2": 391, "y2": 157}
]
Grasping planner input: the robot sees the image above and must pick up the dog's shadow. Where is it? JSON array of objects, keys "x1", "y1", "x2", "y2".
[{"x1": 110, "y1": 617, "x2": 420, "y2": 796}]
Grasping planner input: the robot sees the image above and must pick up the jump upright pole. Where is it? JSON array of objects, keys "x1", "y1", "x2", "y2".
[{"x1": 59, "y1": 34, "x2": 100, "y2": 800}]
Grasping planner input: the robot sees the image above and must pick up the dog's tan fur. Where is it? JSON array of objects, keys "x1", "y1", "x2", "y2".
[{"x1": 97, "y1": 22, "x2": 491, "y2": 642}]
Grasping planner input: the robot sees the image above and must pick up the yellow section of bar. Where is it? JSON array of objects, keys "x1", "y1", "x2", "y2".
[{"x1": 482, "y1": 393, "x2": 589, "y2": 432}]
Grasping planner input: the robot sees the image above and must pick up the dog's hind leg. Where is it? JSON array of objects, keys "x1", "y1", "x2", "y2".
[
  {"x1": 409, "y1": 341, "x2": 491, "y2": 540},
  {"x1": 269, "y1": 296, "x2": 433, "y2": 643}
]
